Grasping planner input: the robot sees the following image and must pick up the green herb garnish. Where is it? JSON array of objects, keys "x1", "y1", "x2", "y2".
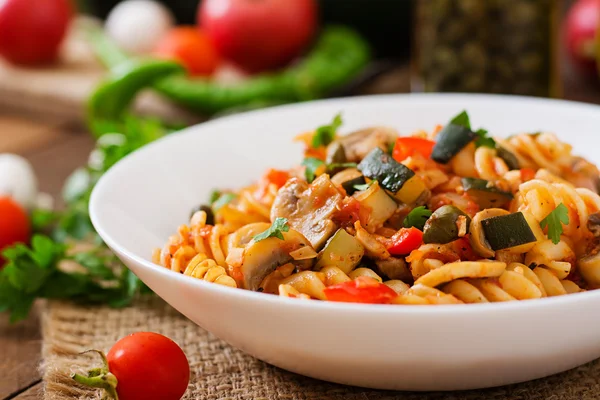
[
  {"x1": 311, "y1": 113, "x2": 343, "y2": 148},
  {"x1": 302, "y1": 157, "x2": 325, "y2": 183},
  {"x1": 253, "y1": 218, "x2": 290, "y2": 242},
  {"x1": 540, "y1": 203, "x2": 570, "y2": 245},
  {"x1": 403, "y1": 206, "x2": 433, "y2": 231},
  {"x1": 475, "y1": 128, "x2": 496, "y2": 148},
  {"x1": 212, "y1": 193, "x2": 237, "y2": 212},
  {"x1": 353, "y1": 181, "x2": 374, "y2": 191},
  {"x1": 450, "y1": 110, "x2": 471, "y2": 129},
  {"x1": 209, "y1": 190, "x2": 222, "y2": 204}
]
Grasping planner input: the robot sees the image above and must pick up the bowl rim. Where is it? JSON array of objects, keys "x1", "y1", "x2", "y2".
[{"x1": 90, "y1": 92, "x2": 600, "y2": 316}]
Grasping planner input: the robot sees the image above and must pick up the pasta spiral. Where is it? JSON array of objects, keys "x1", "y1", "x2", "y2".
[
  {"x1": 517, "y1": 179, "x2": 600, "y2": 240},
  {"x1": 184, "y1": 255, "x2": 237, "y2": 288},
  {"x1": 496, "y1": 133, "x2": 573, "y2": 175}
]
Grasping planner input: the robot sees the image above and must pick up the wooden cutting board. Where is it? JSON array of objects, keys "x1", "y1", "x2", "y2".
[{"x1": 0, "y1": 19, "x2": 210, "y2": 125}]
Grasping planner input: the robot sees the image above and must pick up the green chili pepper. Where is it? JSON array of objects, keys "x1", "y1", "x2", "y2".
[
  {"x1": 86, "y1": 25, "x2": 371, "y2": 117},
  {"x1": 88, "y1": 59, "x2": 184, "y2": 129}
]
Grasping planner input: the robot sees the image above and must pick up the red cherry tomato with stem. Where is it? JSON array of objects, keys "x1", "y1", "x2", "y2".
[{"x1": 74, "y1": 332, "x2": 190, "y2": 400}]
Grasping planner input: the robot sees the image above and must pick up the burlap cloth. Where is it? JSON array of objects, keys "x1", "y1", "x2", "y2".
[{"x1": 42, "y1": 297, "x2": 600, "y2": 400}]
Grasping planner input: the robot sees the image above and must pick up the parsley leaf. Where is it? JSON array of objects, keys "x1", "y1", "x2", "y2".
[
  {"x1": 253, "y1": 218, "x2": 290, "y2": 242},
  {"x1": 212, "y1": 193, "x2": 236, "y2": 212},
  {"x1": 540, "y1": 203, "x2": 570, "y2": 244},
  {"x1": 311, "y1": 113, "x2": 343, "y2": 148},
  {"x1": 474, "y1": 128, "x2": 496, "y2": 148},
  {"x1": 209, "y1": 190, "x2": 222, "y2": 204},
  {"x1": 353, "y1": 181, "x2": 374, "y2": 191},
  {"x1": 403, "y1": 206, "x2": 433, "y2": 231},
  {"x1": 450, "y1": 110, "x2": 471, "y2": 129},
  {"x1": 302, "y1": 157, "x2": 325, "y2": 183}
]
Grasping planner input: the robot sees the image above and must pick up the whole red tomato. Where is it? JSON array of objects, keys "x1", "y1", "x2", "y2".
[
  {"x1": 564, "y1": 0, "x2": 600, "y2": 75},
  {"x1": 198, "y1": 0, "x2": 318, "y2": 73},
  {"x1": 0, "y1": 197, "x2": 30, "y2": 258},
  {"x1": 0, "y1": 0, "x2": 72, "y2": 65},
  {"x1": 107, "y1": 332, "x2": 190, "y2": 400}
]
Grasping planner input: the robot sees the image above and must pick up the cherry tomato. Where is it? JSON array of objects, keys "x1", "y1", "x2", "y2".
[
  {"x1": 0, "y1": 196, "x2": 30, "y2": 257},
  {"x1": 107, "y1": 332, "x2": 190, "y2": 400},
  {"x1": 0, "y1": 0, "x2": 72, "y2": 65},
  {"x1": 386, "y1": 227, "x2": 423, "y2": 256},
  {"x1": 392, "y1": 137, "x2": 436, "y2": 162},
  {"x1": 564, "y1": 0, "x2": 600, "y2": 75},
  {"x1": 154, "y1": 27, "x2": 220, "y2": 76},
  {"x1": 198, "y1": 0, "x2": 318, "y2": 73},
  {"x1": 324, "y1": 276, "x2": 398, "y2": 304}
]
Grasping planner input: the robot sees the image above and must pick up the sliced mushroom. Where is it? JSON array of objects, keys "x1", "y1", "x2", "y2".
[
  {"x1": 376, "y1": 257, "x2": 412, "y2": 281},
  {"x1": 228, "y1": 224, "x2": 313, "y2": 291},
  {"x1": 588, "y1": 212, "x2": 600, "y2": 238},
  {"x1": 271, "y1": 175, "x2": 343, "y2": 250},
  {"x1": 337, "y1": 126, "x2": 397, "y2": 163}
]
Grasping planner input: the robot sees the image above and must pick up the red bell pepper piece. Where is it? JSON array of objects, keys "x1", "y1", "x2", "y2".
[
  {"x1": 324, "y1": 276, "x2": 398, "y2": 304},
  {"x1": 386, "y1": 227, "x2": 423, "y2": 256},
  {"x1": 520, "y1": 168, "x2": 536, "y2": 182},
  {"x1": 392, "y1": 137, "x2": 436, "y2": 162}
]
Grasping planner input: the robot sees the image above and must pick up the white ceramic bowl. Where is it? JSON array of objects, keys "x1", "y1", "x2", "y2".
[{"x1": 90, "y1": 94, "x2": 600, "y2": 391}]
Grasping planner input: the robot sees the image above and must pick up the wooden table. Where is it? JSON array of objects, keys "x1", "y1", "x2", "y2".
[{"x1": 1, "y1": 60, "x2": 600, "y2": 399}]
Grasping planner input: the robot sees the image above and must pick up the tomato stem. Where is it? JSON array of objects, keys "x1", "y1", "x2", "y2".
[{"x1": 71, "y1": 349, "x2": 119, "y2": 400}]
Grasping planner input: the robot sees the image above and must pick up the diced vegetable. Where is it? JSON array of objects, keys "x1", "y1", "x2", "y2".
[
  {"x1": 392, "y1": 175, "x2": 427, "y2": 204},
  {"x1": 431, "y1": 124, "x2": 477, "y2": 164},
  {"x1": 357, "y1": 148, "x2": 416, "y2": 194},
  {"x1": 330, "y1": 168, "x2": 365, "y2": 195},
  {"x1": 326, "y1": 142, "x2": 347, "y2": 165},
  {"x1": 392, "y1": 137, "x2": 435, "y2": 162},
  {"x1": 342, "y1": 176, "x2": 367, "y2": 195},
  {"x1": 461, "y1": 177, "x2": 513, "y2": 209},
  {"x1": 481, "y1": 212, "x2": 537, "y2": 251},
  {"x1": 315, "y1": 229, "x2": 364, "y2": 274},
  {"x1": 497, "y1": 146, "x2": 520, "y2": 170},
  {"x1": 469, "y1": 208, "x2": 510, "y2": 258},
  {"x1": 323, "y1": 276, "x2": 398, "y2": 304},
  {"x1": 387, "y1": 227, "x2": 424, "y2": 256},
  {"x1": 353, "y1": 181, "x2": 397, "y2": 230},
  {"x1": 423, "y1": 205, "x2": 471, "y2": 244}
]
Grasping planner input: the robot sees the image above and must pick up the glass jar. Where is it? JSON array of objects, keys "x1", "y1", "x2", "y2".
[{"x1": 412, "y1": 0, "x2": 562, "y2": 97}]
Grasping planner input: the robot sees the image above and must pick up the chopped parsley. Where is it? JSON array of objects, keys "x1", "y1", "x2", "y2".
[
  {"x1": 212, "y1": 193, "x2": 236, "y2": 212},
  {"x1": 302, "y1": 157, "x2": 325, "y2": 183},
  {"x1": 403, "y1": 206, "x2": 433, "y2": 231},
  {"x1": 450, "y1": 111, "x2": 495, "y2": 148},
  {"x1": 311, "y1": 113, "x2": 343, "y2": 148},
  {"x1": 540, "y1": 203, "x2": 570, "y2": 245},
  {"x1": 253, "y1": 218, "x2": 290, "y2": 242},
  {"x1": 474, "y1": 128, "x2": 496, "y2": 148}
]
